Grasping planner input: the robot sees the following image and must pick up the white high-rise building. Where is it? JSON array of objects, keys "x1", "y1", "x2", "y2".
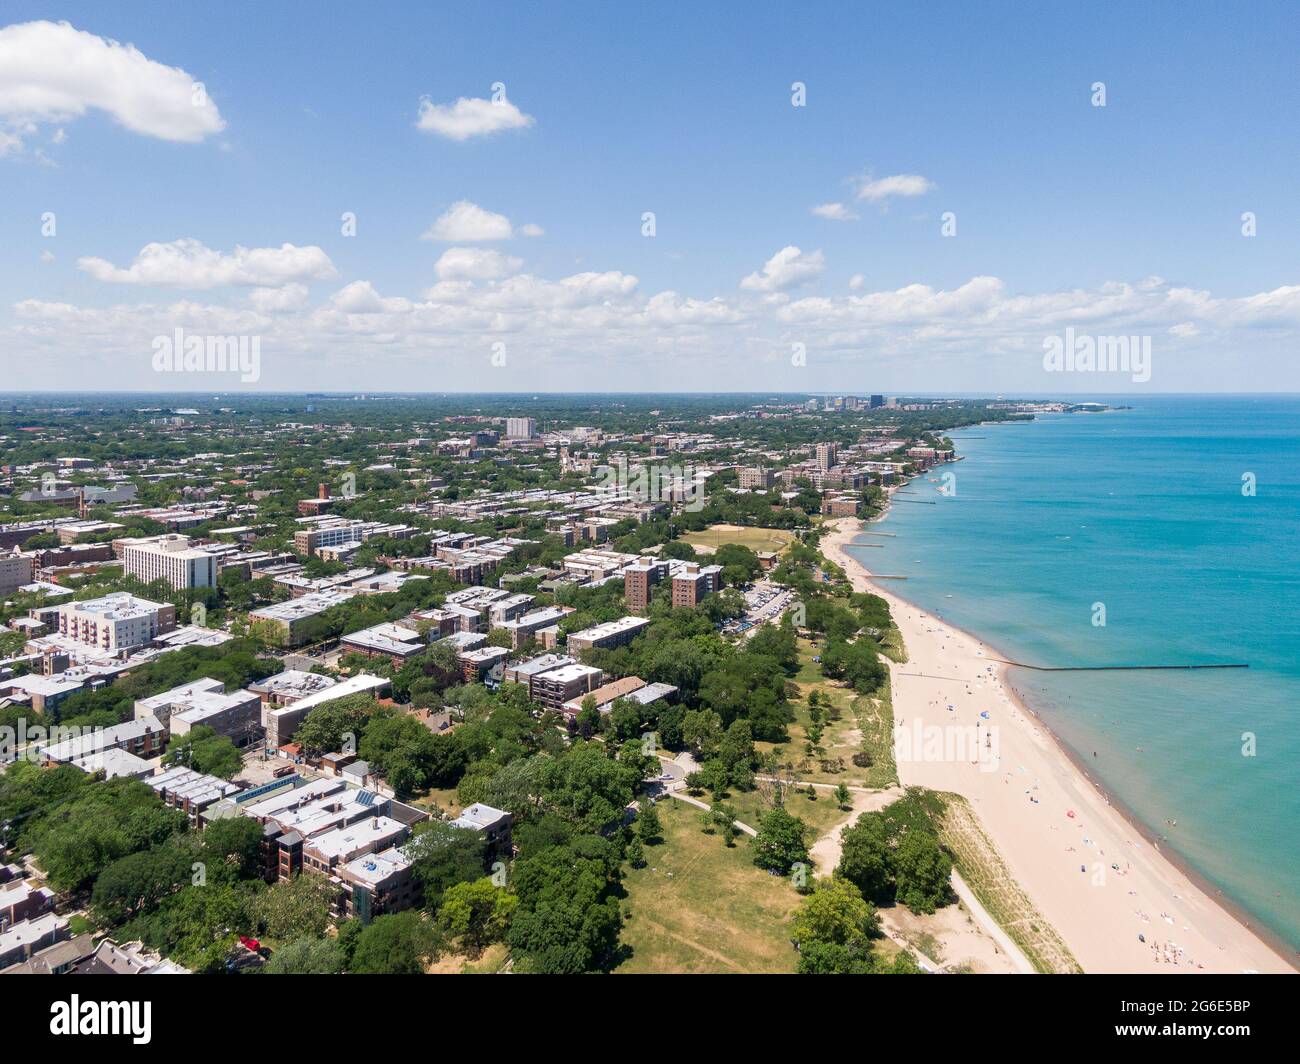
[
  {"x1": 505, "y1": 417, "x2": 537, "y2": 439},
  {"x1": 122, "y1": 535, "x2": 218, "y2": 590}
]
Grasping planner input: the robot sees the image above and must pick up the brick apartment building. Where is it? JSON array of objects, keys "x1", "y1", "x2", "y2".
[
  {"x1": 565, "y1": 615, "x2": 651, "y2": 653},
  {"x1": 671, "y1": 562, "x2": 723, "y2": 607},
  {"x1": 298, "y1": 483, "x2": 340, "y2": 516},
  {"x1": 737, "y1": 467, "x2": 777, "y2": 490},
  {"x1": 623, "y1": 556, "x2": 670, "y2": 610},
  {"x1": 530, "y1": 662, "x2": 603, "y2": 710}
]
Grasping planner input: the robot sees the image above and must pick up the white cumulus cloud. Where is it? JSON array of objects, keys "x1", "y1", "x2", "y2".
[
  {"x1": 18, "y1": 258, "x2": 1300, "y2": 391},
  {"x1": 434, "y1": 247, "x2": 523, "y2": 281},
  {"x1": 415, "y1": 94, "x2": 534, "y2": 140},
  {"x1": 0, "y1": 20, "x2": 224, "y2": 155},
  {"x1": 853, "y1": 173, "x2": 936, "y2": 203},
  {"x1": 740, "y1": 246, "x2": 825, "y2": 292},
  {"x1": 330, "y1": 280, "x2": 414, "y2": 314},
  {"x1": 78, "y1": 238, "x2": 336, "y2": 289},
  {"x1": 811, "y1": 202, "x2": 858, "y2": 221},
  {"x1": 422, "y1": 201, "x2": 516, "y2": 242},
  {"x1": 249, "y1": 284, "x2": 309, "y2": 312}
]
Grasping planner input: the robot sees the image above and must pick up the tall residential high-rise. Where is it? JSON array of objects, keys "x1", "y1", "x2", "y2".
[
  {"x1": 121, "y1": 535, "x2": 218, "y2": 590},
  {"x1": 671, "y1": 563, "x2": 723, "y2": 608},
  {"x1": 505, "y1": 417, "x2": 537, "y2": 439},
  {"x1": 623, "y1": 557, "x2": 668, "y2": 610},
  {"x1": 815, "y1": 442, "x2": 838, "y2": 471}
]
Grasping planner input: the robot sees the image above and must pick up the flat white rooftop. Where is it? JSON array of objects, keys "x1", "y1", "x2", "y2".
[
  {"x1": 250, "y1": 590, "x2": 353, "y2": 622},
  {"x1": 62, "y1": 592, "x2": 166, "y2": 621}
]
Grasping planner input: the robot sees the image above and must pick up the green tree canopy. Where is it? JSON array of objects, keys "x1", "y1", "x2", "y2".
[
  {"x1": 435, "y1": 877, "x2": 518, "y2": 953},
  {"x1": 162, "y1": 725, "x2": 242, "y2": 778},
  {"x1": 262, "y1": 935, "x2": 345, "y2": 974},
  {"x1": 405, "y1": 820, "x2": 487, "y2": 910},
  {"x1": 350, "y1": 911, "x2": 442, "y2": 974},
  {"x1": 256, "y1": 872, "x2": 337, "y2": 940},
  {"x1": 751, "y1": 807, "x2": 809, "y2": 875}
]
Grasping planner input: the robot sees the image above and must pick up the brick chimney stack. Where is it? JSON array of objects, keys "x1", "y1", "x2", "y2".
[{"x1": 318, "y1": 482, "x2": 329, "y2": 500}]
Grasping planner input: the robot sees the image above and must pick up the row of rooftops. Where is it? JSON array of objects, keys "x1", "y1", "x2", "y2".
[
  {"x1": 340, "y1": 622, "x2": 425, "y2": 657},
  {"x1": 559, "y1": 675, "x2": 678, "y2": 715},
  {"x1": 323, "y1": 802, "x2": 512, "y2": 893},
  {"x1": 35, "y1": 713, "x2": 164, "y2": 763},
  {"x1": 249, "y1": 590, "x2": 352, "y2": 622},
  {"x1": 0, "y1": 877, "x2": 55, "y2": 919},
  {"x1": 134, "y1": 677, "x2": 259, "y2": 731},
  {"x1": 148, "y1": 765, "x2": 243, "y2": 809}
]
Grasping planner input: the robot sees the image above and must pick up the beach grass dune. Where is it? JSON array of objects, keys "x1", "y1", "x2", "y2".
[{"x1": 940, "y1": 793, "x2": 1081, "y2": 973}]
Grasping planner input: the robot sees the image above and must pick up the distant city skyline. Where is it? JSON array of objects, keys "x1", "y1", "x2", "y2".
[{"x1": 4, "y1": 2, "x2": 1300, "y2": 393}]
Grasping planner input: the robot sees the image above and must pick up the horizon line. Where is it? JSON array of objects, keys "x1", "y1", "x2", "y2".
[{"x1": 1, "y1": 390, "x2": 1297, "y2": 399}]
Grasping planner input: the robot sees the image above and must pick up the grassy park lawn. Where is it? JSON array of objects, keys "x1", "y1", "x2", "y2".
[
  {"x1": 406, "y1": 785, "x2": 462, "y2": 818},
  {"x1": 729, "y1": 786, "x2": 850, "y2": 841},
  {"x1": 427, "y1": 943, "x2": 510, "y2": 974},
  {"x1": 754, "y1": 638, "x2": 898, "y2": 789},
  {"x1": 680, "y1": 523, "x2": 796, "y2": 555},
  {"x1": 615, "y1": 799, "x2": 801, "y2": 973}
]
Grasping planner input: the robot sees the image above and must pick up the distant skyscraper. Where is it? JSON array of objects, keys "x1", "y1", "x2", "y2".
[{"x1": 869, "y1": 394, "x2": 885, "y2": 408}]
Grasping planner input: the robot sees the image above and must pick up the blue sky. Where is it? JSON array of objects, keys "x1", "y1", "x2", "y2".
[{"x1": 2, "y1": 1, "x2": 1299, "y2": 392}]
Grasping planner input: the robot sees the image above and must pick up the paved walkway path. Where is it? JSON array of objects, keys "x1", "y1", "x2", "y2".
[
  {"x1": 949, "y1": 869, "x2": 1036, "y2": 973},
  {"x1": 663, "y1": 791, "x2": 758, "y2": 837}
]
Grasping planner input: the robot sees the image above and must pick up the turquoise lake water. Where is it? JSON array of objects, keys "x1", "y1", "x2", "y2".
[{"x1": 846, "y1": 395, "x2": 1299, "y2": 952}]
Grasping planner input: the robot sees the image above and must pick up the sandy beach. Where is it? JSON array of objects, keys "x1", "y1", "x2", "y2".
[{"x1": 821, "y1": 515, "x2": 1295, "y2": 974}]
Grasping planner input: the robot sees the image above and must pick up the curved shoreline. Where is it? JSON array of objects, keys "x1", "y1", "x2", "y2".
[
  {"x1": 996, "y1": 669, "x2": 1298, "y2": 968},
  {"x1": 821, "y1": 511, "x2": 1295, "y2": 974}
]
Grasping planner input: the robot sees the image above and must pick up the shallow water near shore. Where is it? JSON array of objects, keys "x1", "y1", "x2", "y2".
[{"x1": 846, "y1": 395, "x2": 1300, "y2": 952}]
